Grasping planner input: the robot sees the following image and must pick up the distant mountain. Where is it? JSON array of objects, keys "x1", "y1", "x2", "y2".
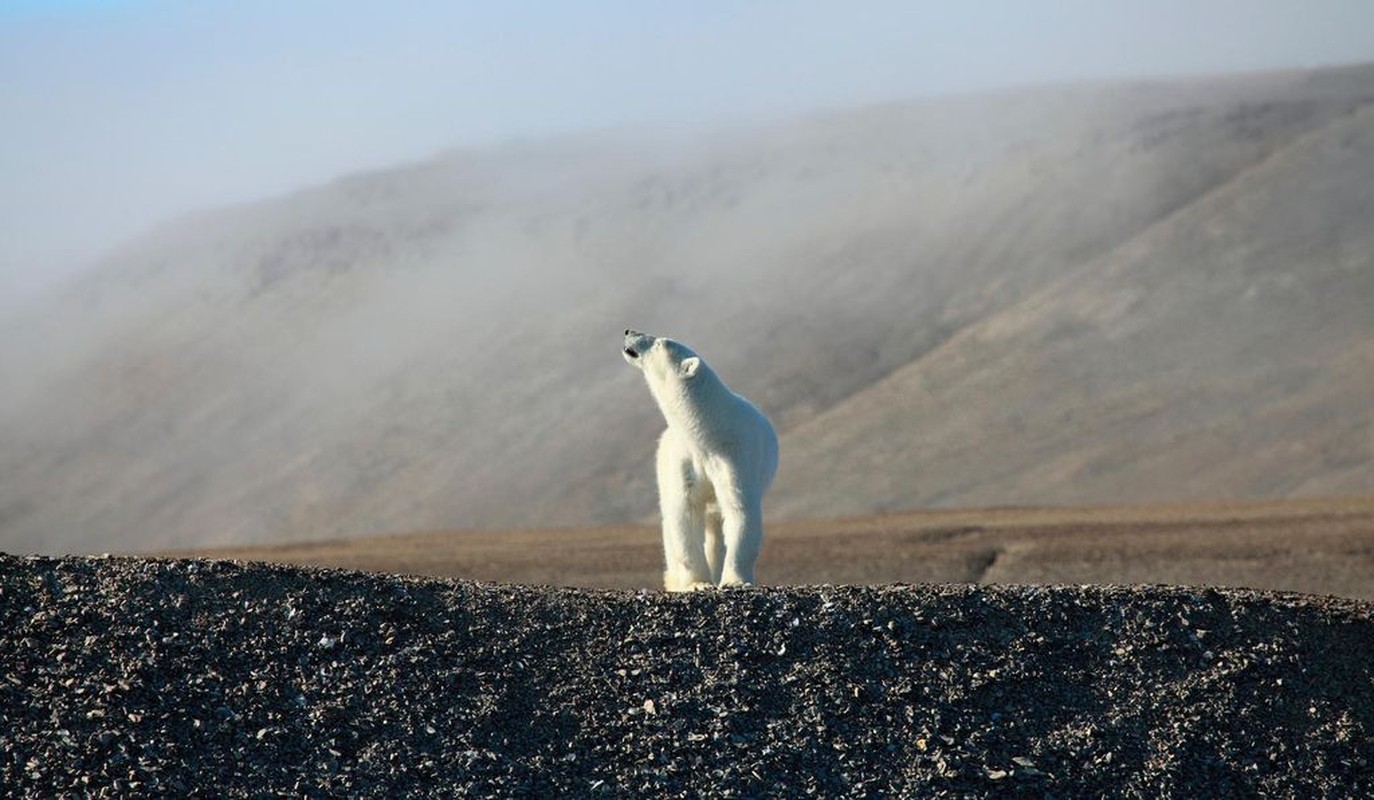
[
  {"x1": 770, "y1": 99, "x2": 1374, "y2": 516},
  {"x1": 2, "y1": 63, "x2": 1372, "y2": 553}
]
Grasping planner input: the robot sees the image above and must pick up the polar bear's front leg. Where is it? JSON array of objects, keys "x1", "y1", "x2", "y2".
[
  {"x1": 657, "y1": 435, "x2": 713, "y2": 592},
  {"x1": 661, "y1": 496, "x2": 714, "y2": 591},
  {"x1": 718, "y1": 501, "x2": 763, "y2": 587}
]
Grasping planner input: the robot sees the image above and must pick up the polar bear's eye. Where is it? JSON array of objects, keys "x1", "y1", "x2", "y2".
[{"x1": 624, "y1": 347, "x2": 639, "y2": 359}]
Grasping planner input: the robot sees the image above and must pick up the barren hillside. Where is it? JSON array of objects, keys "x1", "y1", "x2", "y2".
[
  {"x1": 2, "y1": 64, "x2": 1373, "y2": 553},
  {"x1": 770, "y1": 101, "x2": 1374, "y2": 516},
  {"x1": 2, "y1": 555, "x2": 1370, "y2": 797}
]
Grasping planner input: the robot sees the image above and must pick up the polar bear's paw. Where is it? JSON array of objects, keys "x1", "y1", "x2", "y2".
[
  {"x1": 718, "y1": 578, "x2": 755, "y2": 589},
  {"x1": 664, "y1": 571, "x2": 716, "y2": 593}
]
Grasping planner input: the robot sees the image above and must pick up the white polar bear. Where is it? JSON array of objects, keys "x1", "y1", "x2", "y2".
[{"x1": 622, "y1": 330, "x2": 779, "y2": 591}]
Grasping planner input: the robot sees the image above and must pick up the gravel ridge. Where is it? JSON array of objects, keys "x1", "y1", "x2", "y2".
[{"x1": 1, "y1": 554, "x2": 1370, "y2": 798}]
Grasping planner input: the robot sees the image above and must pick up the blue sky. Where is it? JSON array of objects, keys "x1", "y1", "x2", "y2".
[{"x1": 2, "y1": 0, "x2": 1373, "y2": 304}]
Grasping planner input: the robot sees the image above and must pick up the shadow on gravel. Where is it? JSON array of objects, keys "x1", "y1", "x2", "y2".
[{"x1": 1, "y1": 555, "x2": 1370, "y2": 798}]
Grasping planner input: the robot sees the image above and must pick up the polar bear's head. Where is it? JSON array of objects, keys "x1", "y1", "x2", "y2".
[{"x1": 623, "y1": 329, "x2": 703, "y2": 385}]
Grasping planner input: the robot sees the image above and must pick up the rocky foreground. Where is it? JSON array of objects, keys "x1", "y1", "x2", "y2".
[{"x1": 1, "y1": 555, "x2": 1370, "y2": 798}]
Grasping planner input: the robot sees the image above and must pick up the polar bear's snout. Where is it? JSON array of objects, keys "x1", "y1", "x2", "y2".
[{"x1": 623, "y1": 330, "x2": 654, "y2": 365}]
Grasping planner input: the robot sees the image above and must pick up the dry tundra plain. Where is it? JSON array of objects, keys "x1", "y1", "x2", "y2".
[{"x1": 194, "y1": 495, "x2": 1374, "y2": 600}]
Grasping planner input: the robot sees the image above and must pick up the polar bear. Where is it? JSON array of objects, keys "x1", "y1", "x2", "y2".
[{"x1": 622, "y1": 330, "x2": 779, "y2": 591}]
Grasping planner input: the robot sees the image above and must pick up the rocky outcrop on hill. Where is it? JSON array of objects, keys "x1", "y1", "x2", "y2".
[{"x1": 1, "y1": 555, "x2": 1370, "y2": 797}]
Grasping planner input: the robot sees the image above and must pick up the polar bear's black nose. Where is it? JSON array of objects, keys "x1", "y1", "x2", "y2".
[{"x1": 624, "y1": 329, "x2": 631, "y2": 336}]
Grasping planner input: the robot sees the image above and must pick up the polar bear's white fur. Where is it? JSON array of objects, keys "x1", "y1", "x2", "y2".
[{"x1": 623, "y1": 330, "x2": 778, "y2": 591}]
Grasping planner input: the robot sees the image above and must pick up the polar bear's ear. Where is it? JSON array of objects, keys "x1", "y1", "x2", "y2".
[{"x1": 679, "y1": 357, "x2": 702, "y2": 379}]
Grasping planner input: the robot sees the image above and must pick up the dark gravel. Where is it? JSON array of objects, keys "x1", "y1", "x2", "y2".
[{"x1": 1, "y1": 555, "x2": 1370, "y2": 798}]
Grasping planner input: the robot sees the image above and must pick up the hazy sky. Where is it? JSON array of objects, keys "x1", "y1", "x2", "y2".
[{"x1": 2, "y1": 0, "x2": 1372, "y2": 305}]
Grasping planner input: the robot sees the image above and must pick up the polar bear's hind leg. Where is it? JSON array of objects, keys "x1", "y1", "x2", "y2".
[{"x1": 704, "y1": 503, "x2": 725, "y2": 585}]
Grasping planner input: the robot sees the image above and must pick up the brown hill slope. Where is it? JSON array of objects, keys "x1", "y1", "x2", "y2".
[
  {"x1": 2, "y1": 555, "x2": 1371, "y2": 796},
  {"x1": 2, "y1": 64, "x2": 1373, "y2": 553},
  {"x1": 770, "y1": 102, "x2": 1374, "y2": 517}
]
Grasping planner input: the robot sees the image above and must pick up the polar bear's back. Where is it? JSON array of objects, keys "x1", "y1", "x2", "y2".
[
  {"x1": 697, "y1": 388, "x2": 778, "y2": 494},
  {"x1": 738, "y1": 394, "x2": 779, "y2": 492}
]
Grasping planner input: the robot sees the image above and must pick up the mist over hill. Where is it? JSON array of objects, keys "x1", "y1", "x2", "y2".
[{"x1": 2, "y1": 64, "x2": 1373, "y2": 554}]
